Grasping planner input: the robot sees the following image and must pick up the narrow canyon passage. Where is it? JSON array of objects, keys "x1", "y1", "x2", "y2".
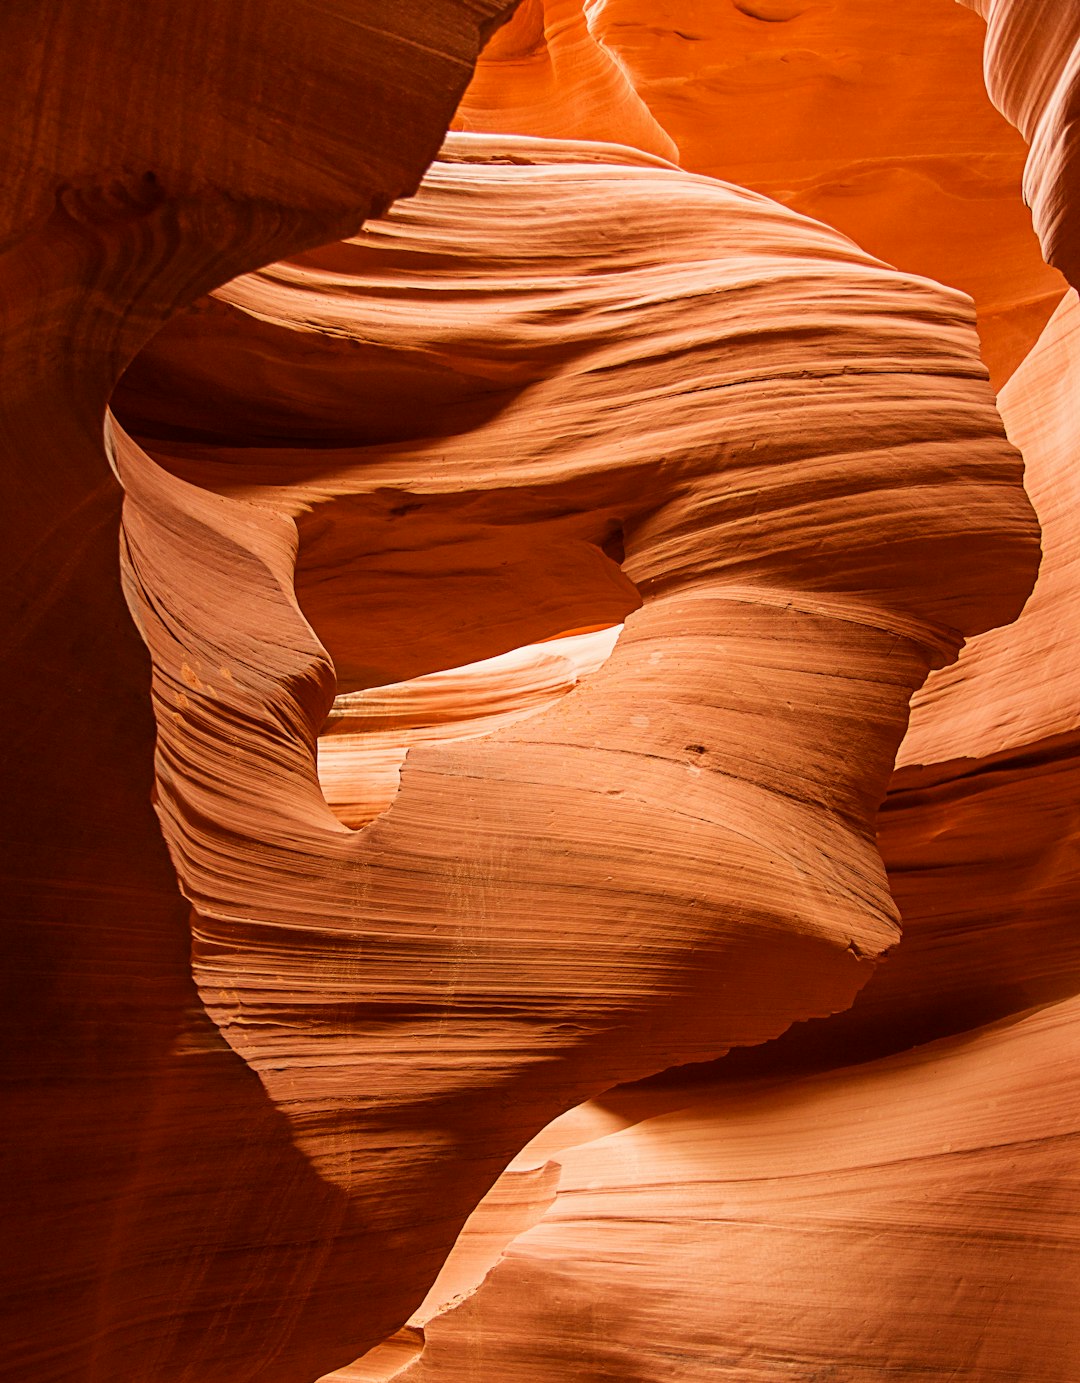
[{"x1": 5, "y1": 2, "x2": 1080, "y2": 1381}]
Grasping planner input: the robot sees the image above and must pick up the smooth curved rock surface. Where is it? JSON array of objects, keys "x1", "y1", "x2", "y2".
[
  {"x1": 366, "y1": 994, "x2": 1080, "y2": 1382},
  {"x1": 112, "y1": 132, "x2": 1036, "y2": 1379},
  {"x1": 874, "y1": 284, "x2": 1080, "y2": 1053},
  {"x1": 962, "y1": 0, "x2": 1080, "y2": 292},
  {"x1": 5, "y1": 4, "x2": 1073, "y2": 1380},
  {"x1": 316, "y1": 628, "x2": 623, "y2": 829},
  {"x1": 455, "y1": 0, "x2": 1067, "y2": 387},
  {"x1": 351, "y1": 114, "x2": 1080, "y2": 1380},
  {"x1": 781, "y1": 285, "x2": 1080, "y2": 1069},
  {"x1": 652, "y1": 287, "x2": 1080, "y2": 1075},
  {"x1": 452, "y1": 0, "x2": 677, "y2": 160},
  {"x1": 0, "y1": 6, "x2": 519, "y2": 1382}
]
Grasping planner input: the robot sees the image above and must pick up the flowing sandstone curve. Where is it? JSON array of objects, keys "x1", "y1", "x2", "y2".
[
  {"x1": 0, "y1": 5, "x2": 522, "y2": 1383},
  {"x1": 452, "y1": 0, "x2": 677, "y2": 159},
  {"x1": 114, "y1": 131, "x2": 1037, "y2": 1374},
  {"x1": 617, "y1": 287, "x2": 1080, "y2": 1079},
  {"x1": 902, "y1": 296, "x2": 1080, "y2": 766},
  {"x1": 356, "y1": 994, "x2": 1080, "y2": 1382},
  {"x1": 961, "y1": 0, "x2": 1080, "y2": 292},
  {"x1": 453, "y1": 0, "x2": 1067, "y2": 387},
  {"x1": 354, "y1": 228, "x2": 1080, "y2": 1383},
  {"x1": 873, "y1": 286, "x2": 1080, "y2": 1057}
]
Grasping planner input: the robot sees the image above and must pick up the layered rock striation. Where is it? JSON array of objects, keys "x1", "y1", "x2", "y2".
[
  {"x1": 353, "y1": 995, "x2": 1080, "y2": 1382},
  {"x1": 1, "y1": 6, "x2": 520, "y2": 1382},
  {"x1": 963, "y1": 0, "x2": 1080, "y2": 291},
  {"x1": 300, "y1": 10, "x2": 1080, "y2": 1376},
  {"x1": 4, "y1": 2, "x2": 1077, "y2": 1381},
  {"x1": 115, "y1": 130, "x2": 1036, "y2": 1375},
  {"x1": 455, "y1": 0, "x2": 1068, "y2": 386}
]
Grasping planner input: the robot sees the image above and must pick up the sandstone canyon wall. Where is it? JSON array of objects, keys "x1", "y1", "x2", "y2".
[
  {"x1": 964, "y1": 0, "x2": 1080, "y2": 292},
  {"x1": 4, "y1": 3, "x2": 1080, "y2": 1382},
  {"x1": 0, "y1": 6, "x2": 522, "y2": 1382},
  {"x1": 453, "y1": 0, "x2": 1069, "y2": 387}
]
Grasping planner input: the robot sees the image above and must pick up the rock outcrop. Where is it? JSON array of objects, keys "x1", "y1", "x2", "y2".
[
  {"x1": 5, "y1": 2, "x2": 1078, "y2": 1382},
  {"x1": 353, "y1": 994, "x2": 1080, "y2": 1382},
  {"x1": 113, "y1": 130, "x2": 1036, "y2": 1376},
  {"x1": 455, "y1": 0, "x2": 1068, "y2": 387},
  {"x1": 293, "y1": 12, "x2": 1080, "y2": 1374},
  {"x1": 345, "y1": 282, "x2": 1080, "y2": 1383},
  {"x1": 1, "y1": 6, "x2": 520, "y2": 1383},
  {"x1": 962, "y1": 0, "x2": 1080, "y2": 292}
]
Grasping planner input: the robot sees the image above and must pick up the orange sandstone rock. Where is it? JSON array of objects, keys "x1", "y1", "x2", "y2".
[
  {"x1": 456, "y1": 0, "x2": 1066, "y2": 387},
  {"x1": 0, "y1": 6, "x2": 520, "y2": 1382},
  {"x1": 3, "y1": 4, "x2": 1068, "y2": 1379},
  {"x1": 873, "y1": 287, "x2": 1080, "y2": 1055},
  {"x1": 454, "y1": 0, "x2": 676, "y2": 159},
  {"x1": 962, "y1": 0, "x2": 1080, "y2": 292},
  {"x1": 113, "y1": 134, "x2": 1036, "y2": 1381},
  {"x1": 755, "y1": 288, "x2": 1080, "y2": 1070},
  {"x1": 367, "y1": 995, "x2": 1080, "y2": 1381},
  {"x1": 655, "y1": 290, "x2": 1080, "y2": 1075}
]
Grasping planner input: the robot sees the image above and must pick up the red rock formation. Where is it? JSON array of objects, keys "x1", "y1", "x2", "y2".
[
  {"x1": 0, "y1": 6, "x2": 519, "y2": 1382},
  {"x1": 874, "y1": 287, "x2": 1080, "y2": 1042},
  {"x1": 112, "y1": 130, "x2": 1036, "y2": 1376},
  {"x1": 453, "y1": 0, "x2": 677, "y2": 159},
  {"x1": 307, "y1": 33, "x2": 1080, "y2": 1371},
  {"x1": 962, "y1": 0, "x2": 1080, "y2": 292},
  {"x1": 5, "y1": 3, "x2": 1075, "y2": 1381},
  {"x1": 677, "y1": 289, "x2": 1080, "y2": 1074},
  {"x1": 366, "y1": 994, "x2": 1080, "y2": 1381},
  {"x1": 455, "y1": 0, "x2": 1067, "y2": 387},
  {"x1": 339, "y1": 276, "x2": 1080, "y2": 1373}
]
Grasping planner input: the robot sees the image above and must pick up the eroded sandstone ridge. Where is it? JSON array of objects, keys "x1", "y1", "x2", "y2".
[
  {"x1": 306, "y1": 6, "x2": 1080, "y2": 1378},
  {"x1": 360, "y1": 283, "x2": 1080, "y2": 1382},
  {"x1": 454, "y1": 0, "x2": 1068, "y2": 386},
  {"x1": 3, "y1": 2, "x2": 1078, "y2": 1381},
  {"x1": 1, "y1": 6, "x2": 520, "y2": 1382},
  {"x1": 338, "y1": 995, "x2": 1080, "y2": 1382},
  {"x1": 113, "y1": 128, "x2": 1038, "y2": 1379},
  {"x1": 962, "y1": 0, "x2": 1080, "y2": 290}
]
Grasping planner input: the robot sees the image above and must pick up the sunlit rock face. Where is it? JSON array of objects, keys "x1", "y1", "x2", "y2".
[
  {"x1": 5, "y1": 2, "x2": 1080, "y2": 1382},
  {"x1": 324, "y1": 288, "x2": 1080, "y2": 1383},
  {"x1": 339, "y1": 996, "x2": 1080, "y2": 1383},
  {"x1": 961, "y1": 0, "x2": 1080, "y2": 293},
  {"x1": 455, "y1": 0, "x2": 1067, "y2": 388},
  {"x1": 293, "y1": 7, "x2": 1080, "y2": 1378},
  {"x1": 113, "y1": 131, "x2": 1036, "y2": 1379}
]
